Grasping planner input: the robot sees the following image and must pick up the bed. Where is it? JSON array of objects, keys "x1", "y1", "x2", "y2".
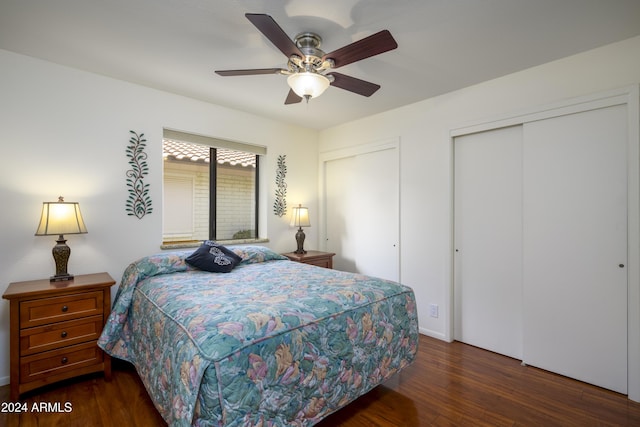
[{"x1": 98, "y1": 245, "x2": 419, "y2": 427}]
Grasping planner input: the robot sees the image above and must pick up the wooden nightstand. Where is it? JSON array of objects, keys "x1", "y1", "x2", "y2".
[
  {"x1": 2, "y1": 272, "x2": 115, "y2": 400},
  {"x1": 282, "y1": 250, "x2": 335, "y2": 269}
]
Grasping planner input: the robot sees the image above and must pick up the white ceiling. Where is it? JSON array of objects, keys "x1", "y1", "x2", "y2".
[{"x1": 2, "y1": 0, "x2": 640, "y2": 130}]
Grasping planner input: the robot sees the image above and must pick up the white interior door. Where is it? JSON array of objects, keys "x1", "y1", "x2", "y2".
[
  {"x1": 324, "y1": 145, "x2": 399, "y2": 281},
  {"x1": 453, "y1": 125, "x2": 524, "y2": 359},
  {"x1": 522, "y1": 105, "x2": 628, "y2": 394},
  {"x1": 325, "y1": 156, "x2": 359, "y2": 272}
]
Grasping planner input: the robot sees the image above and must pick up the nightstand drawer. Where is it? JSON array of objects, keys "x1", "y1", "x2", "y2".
[
  {"x1": 305, "y1": 258, "x2": 332, "y2": 268},
  {"x1": 20, "y1": 315, "x2": 104, "y2": 356},
  {"x1": 282, "y1": 251, "x2": 335, "y2": 269},
  {"x1": 20, "y1": 291, "x2": 104, "y2": 328},
  {"x1": 20, "y1": 341, "x2": 104, "y2": 384}
]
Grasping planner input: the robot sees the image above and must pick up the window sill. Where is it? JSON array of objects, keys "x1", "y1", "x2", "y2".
[{"x1": 161, "y1": 238, "x2": 269, "y2": 250}]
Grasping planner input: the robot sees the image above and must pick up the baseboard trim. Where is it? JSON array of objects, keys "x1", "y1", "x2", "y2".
[{"x1": 419, "y1": 327, "x2": 448, "y2": 342}]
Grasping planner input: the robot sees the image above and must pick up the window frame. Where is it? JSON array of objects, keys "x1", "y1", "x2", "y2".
[{"x1": 162, "y1": 129, "x2": 266, "y2": 246}]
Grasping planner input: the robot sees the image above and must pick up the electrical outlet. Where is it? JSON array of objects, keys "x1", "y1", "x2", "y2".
[{"x1": 429, "y1": 304, "x2": 439, "y2": 318}]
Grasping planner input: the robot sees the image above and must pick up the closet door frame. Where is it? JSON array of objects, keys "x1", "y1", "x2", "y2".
[{"x1": 449, "y1": 85, "x2": 640, "y2": 402}]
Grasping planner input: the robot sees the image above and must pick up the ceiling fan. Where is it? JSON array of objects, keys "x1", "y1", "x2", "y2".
[{"x1": 215, "y1": 13, "x2": 398, "y2": 104}]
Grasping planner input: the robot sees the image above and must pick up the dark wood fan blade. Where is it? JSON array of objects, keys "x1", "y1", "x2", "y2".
[
  {"x1": 327, "y1": 72, "x2": 380, "y2": 97},
  {"x1": 284, "y1": 89, "x2": 303, "y2": 105},
  {"x1": 215, "y1": 68, "x2": 283, "y2": 76},
  {"x1": 323, "y1": 30, "x2": 397, "y2": 68},
  {"x1": 245, "y1": 13, "x2": 303, "y2": 59}
]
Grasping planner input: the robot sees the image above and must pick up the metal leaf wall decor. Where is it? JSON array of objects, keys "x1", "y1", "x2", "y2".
[
  {"x1": 273, "y1": 154, "x2": 287, "y2": 217},
  {"x1": 125, "y1": 130, "x2": 153, "y2": 219}
]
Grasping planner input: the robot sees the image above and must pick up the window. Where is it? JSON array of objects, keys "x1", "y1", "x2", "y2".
[{"x1": 162, "y1": 130, "x2": 264, "y2": 244}]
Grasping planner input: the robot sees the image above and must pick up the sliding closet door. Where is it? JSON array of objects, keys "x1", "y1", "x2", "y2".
[
  {"x1": 324, "y1": 145, "x2": 400, "y2": 282},
  {"x1": 522, "y1": 105, "x2": 628, "y2": 393},
  {"x1": 454, "y1": 125, "x2": 523, "y2": 359}
]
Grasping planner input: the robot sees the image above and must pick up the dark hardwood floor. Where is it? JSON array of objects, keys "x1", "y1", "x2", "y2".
[{"x1": 2, "y1": 334, "x2": 639, "y2": 426}]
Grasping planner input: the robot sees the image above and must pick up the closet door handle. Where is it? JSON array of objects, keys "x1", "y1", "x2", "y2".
[{"x1": 619, "y1": 264, "x2": 625, "y2": 268}]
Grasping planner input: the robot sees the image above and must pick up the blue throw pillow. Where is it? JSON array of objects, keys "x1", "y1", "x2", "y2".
[{"x1": 186, "y1": 241, "x2": 242, "y2": 273}]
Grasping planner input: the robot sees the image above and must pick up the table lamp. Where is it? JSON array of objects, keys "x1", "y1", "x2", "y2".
[
  {"x1": 290, "y1": 204, "x2": 310, "y2": 254},
  {"x1": 35, "y1": 196, "x2": 88, "y2": 282}
]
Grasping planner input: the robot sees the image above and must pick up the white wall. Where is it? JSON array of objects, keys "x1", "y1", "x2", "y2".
[
  {"x1": 0, "y1": 49, "x2": 319, "y2": 385},
  {"x1": 318, "y1": 35, "x2": 640, "y2": 342}
]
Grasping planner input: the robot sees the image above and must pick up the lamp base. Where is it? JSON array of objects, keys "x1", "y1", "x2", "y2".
[
  {"x1": 294, "y1": 227, "x2": 307, "y2": 254},
  {"x1": 51, "y1": 235, "x2": 73, "y2": 282}
]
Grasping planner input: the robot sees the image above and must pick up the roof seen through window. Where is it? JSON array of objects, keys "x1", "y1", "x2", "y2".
[{"x1": 163, "y1": 139, "x2": 256, "y2": 167}]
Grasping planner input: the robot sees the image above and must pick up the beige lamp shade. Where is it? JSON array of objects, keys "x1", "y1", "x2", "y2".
[
  {"x1": 290, "y1": 205, "x2": 310, "y2": 227},
  {"x1": 35, "y1": 197, "x2": 88, "y2": 236}
]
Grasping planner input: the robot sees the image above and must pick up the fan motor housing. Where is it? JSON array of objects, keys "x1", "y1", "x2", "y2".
[{"x1": 293, "y1": 32, "x2": 326, "y2": 69}]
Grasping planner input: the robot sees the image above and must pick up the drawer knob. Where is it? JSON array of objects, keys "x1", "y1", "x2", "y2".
[
  {"x1": 61, "y1": 357, "x2": 68, "y2": 365},
  {"x1": 61, "y1": 305, "x2": 68, "y2": 313},
  {"x1": 60, "y1": 331, "x2": 68, "y2": 338}
]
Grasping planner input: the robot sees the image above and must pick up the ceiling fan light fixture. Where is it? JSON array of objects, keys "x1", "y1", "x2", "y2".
[{"x1": 287, "y1": 72, "x2": 330, "y2": 100}]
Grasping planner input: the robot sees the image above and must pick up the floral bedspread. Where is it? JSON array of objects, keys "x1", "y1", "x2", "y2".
[{"x1": 98, "y1": 247, "x2": 419, "y2": 427}]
